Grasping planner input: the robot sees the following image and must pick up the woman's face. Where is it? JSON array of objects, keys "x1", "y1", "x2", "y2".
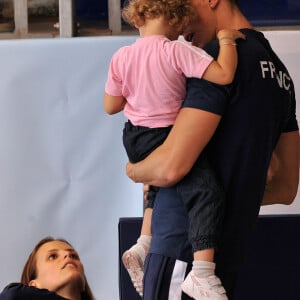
[{"x1": 29, "y1": 240, "x2": 86, "y2": 294}]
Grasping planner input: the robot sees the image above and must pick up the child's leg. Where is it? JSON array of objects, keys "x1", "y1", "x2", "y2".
[
  {"x1": 175, "y1": 161, "x2": 227, "y2": 299},
  {"x1": 122, "y1": 207, "x2": 152, "y2": 297},
  {"x1": 140, "y1": 206, "x2": 153, "y2": 236},
  {"x1": 194, "y1": 248, "x2": 214, "y2": 261}
]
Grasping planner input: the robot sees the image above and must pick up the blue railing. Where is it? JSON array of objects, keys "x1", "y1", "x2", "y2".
[
  {"x1": 75, "y1": 0, "x2": 300, "y2": 27},
  {"x1": 239, "y1": 0, "x2": 300, "y2": 26}
]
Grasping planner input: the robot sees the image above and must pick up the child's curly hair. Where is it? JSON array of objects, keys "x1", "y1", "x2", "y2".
[{"x1": 122, "y1": 0, "x2": 193, "y2": 29}]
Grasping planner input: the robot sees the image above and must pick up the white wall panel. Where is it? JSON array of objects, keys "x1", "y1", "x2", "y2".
[{"x1": 0, "y1": 36, "x2": 141, "y2": 300}]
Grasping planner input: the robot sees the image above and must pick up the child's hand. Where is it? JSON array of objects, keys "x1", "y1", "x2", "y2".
[{"x1": 143, "y1": 184, "x2": 150, "y2": 202}]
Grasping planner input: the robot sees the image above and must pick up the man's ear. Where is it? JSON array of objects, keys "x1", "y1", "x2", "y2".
[{"x1": 208, "y1": 0, "x2": 219, "y2": 9}]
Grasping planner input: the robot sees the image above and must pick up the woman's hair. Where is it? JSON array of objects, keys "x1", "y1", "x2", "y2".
[
  {"x1": 21, "y1": 236, "x2": 95, "y2": 300},
  {"x1": 122, "y1": 0, "x2": 193, "y2": 29}
]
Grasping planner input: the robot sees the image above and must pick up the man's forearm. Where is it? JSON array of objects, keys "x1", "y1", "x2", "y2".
[
  {"x1": 262, "y1": 180, "x2": 297, "y2": 206},
  {"x1": 126, "y1": 145, "x2": 184, "y2": 187},
  {"x1": 126, "y1": 108, "x2": 221, "y2": 187},
  {"x1": 262, "y1": 131, "x2": 300, "y2": 206}
]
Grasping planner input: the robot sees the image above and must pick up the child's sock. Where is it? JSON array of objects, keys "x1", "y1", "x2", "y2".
[
  {"x1": 192, "y1": 260, "x2": 216, "y2": 278},
  {"x1": 134, "y1": 235, "x2": 151, "y2": 262}
]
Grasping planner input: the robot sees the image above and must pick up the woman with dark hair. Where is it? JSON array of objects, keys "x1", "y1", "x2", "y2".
[{"x1": 0, "y1": 237, "x2": 95, "y2": 300}]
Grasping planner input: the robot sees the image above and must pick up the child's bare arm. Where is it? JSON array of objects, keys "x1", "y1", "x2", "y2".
[
  {"x1": 202, "y1": 29, "x2": 245, "y2": 85},
  {"x1": 103, "y1": 92, "x2": 126, "y2": 115}
]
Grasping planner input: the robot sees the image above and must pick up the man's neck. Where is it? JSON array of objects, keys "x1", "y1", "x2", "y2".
[{"x1": 216, "y1": 2, "x2": 253, "y2": 31}]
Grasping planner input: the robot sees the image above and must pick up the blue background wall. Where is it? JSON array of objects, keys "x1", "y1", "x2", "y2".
[{"x1": 75, "y1": 0, "x2": 300, "y2": 26}]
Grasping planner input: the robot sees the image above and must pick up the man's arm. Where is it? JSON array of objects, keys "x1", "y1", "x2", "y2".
[
  {"x1": 126, "y1": 107, "x2": 221, "y2": 187},
  {"x1": 262, "y1": 131, "x2": 300, "y2": 205}
]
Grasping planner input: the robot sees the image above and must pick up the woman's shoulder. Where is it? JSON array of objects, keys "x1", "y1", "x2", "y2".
[
  {"x1": 0, "y1": 283, "x2": 24, "y2": 298},
  {"x1": 0, "y1": 283, "x2": 66, "y2": 300}
]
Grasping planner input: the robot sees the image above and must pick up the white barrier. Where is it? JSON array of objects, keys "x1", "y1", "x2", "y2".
[{"x1": 0, "y1": 32, "x2": 299, "y2": 299}]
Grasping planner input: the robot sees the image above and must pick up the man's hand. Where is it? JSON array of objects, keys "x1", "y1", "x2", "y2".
[{"x1": 126, "y1": 161, "x2": 137, "y2": 182}]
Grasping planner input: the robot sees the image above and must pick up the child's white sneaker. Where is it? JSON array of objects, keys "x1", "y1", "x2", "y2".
[
  {"x1": 122, "y1": 244, "x2": 147, "y2": 297},
  {"x1": 181, "y1": 271, "x2": 228, "y2": 300}
]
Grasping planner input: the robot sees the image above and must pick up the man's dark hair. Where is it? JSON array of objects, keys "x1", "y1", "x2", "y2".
[{"x1": 229, "y1": 0, "x2": 240, "y2": 8}]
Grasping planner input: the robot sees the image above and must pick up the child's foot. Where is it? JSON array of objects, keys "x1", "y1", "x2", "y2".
[
  {"x1": 122, "y1": 244, "x2": 148, "y2": 297},
  {"x1": 181, "y1": 271, "x2": 228, "y2": 300}
]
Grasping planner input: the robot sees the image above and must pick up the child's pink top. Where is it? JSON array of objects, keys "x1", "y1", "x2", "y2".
[{"x1": 105, "y1": 35, "x2": 213, "y2": 127}]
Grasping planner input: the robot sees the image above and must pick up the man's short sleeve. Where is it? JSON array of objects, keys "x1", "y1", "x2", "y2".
[{"x1": 183, "y1": 77, "x2": 230, "y2": 116}]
